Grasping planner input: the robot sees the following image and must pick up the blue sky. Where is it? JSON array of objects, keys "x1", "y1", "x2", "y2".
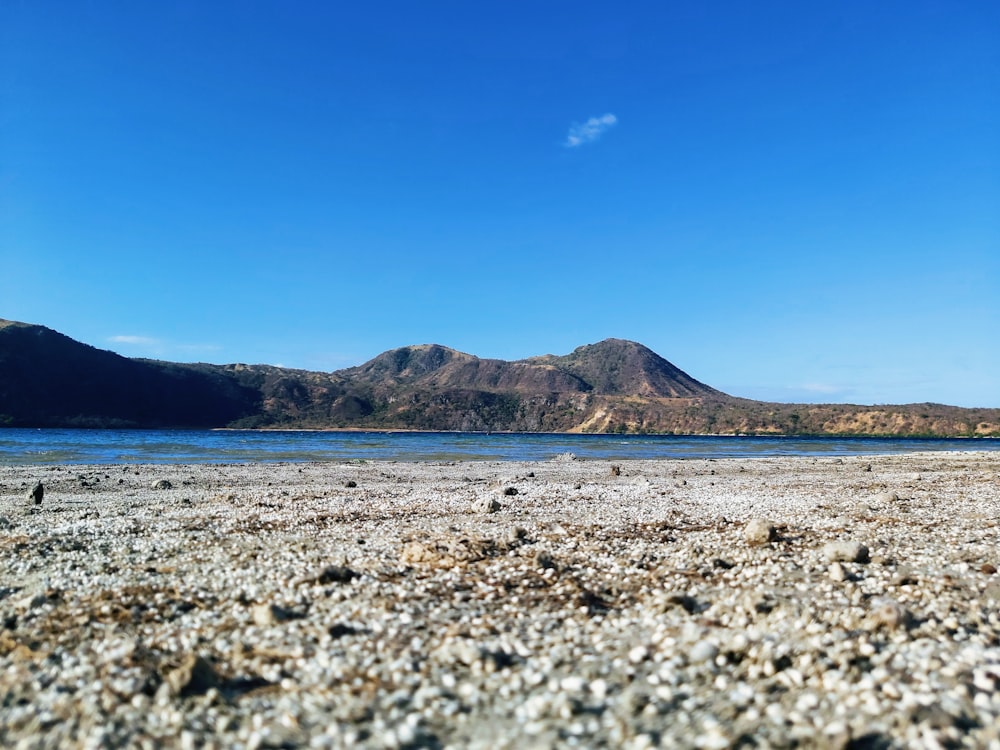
[{"x1": 2, "y1": 1, "x2": 997, "y2": 407}]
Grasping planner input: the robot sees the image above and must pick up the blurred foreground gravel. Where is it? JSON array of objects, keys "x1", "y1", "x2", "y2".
[{"x1": 1, "y1": 451, "x2": 999, "y2": 749}]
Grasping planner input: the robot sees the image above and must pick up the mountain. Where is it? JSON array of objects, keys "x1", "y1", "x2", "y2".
[
  {"x1": 1, "y1": 319, "x2": 998, "y2": 436},
  {"x1": 523, "y1": 339, "x2": 722, "y2": 398},
  {"x1": 342, "y1": 344, "x2": 592, "y2": 395},
  {"x1": 0, "y1": 320, "x2": 259, "y2": 427}
]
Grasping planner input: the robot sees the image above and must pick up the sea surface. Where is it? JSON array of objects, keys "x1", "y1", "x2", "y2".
[{"x1": 0, "y1": 429, "x2": 996, "y2": 465}]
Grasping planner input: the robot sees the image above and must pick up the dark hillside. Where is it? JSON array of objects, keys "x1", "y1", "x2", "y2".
[{"x1": 0, "y1": 321, "x2": 259, "y2": 427}]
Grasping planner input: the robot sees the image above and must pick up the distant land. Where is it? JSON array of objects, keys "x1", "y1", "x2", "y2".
[{"x1": 1, "y1": 319, "x2": 997, "y2": 436}]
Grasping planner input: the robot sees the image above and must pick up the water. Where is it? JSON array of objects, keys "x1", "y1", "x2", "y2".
[{"x1": 0, "y1": 428, "x2": 996, "y2": 465}]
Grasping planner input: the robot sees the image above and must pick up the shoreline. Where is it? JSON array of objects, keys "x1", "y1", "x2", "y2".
[{"x1": 2, "y1": 453, "x2": 999, "y2": 747}]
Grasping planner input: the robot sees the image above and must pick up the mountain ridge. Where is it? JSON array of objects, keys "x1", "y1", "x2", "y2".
[{"x1": 1, "y1": 319, "x2": 997, "y2": 436}]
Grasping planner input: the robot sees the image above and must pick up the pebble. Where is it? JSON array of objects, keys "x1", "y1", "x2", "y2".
[
  {"x1": 473, "y1": 496, "x2": 502, "y2": 514},
  {"x1": 689, "y1": 640, "x2": 719, "y2": 664},
  {"x1": 828, "y1": 562, "x2": 847, "y2": 582},
  {"x1": 866, "y1": 598, "x2": 911, "y2": 631},
  {"x1": 27, "y1": 481, "x2": 44, "y2": 505},
  {"x1": 251, "y1": 602, "x2": 299, "y2": 626},
  {"x1": 744, "y1": 518, "x2": 777, "y2": 545},
  {"x1": 823, "y1": 540, "x2": 870, "y2": 563}
]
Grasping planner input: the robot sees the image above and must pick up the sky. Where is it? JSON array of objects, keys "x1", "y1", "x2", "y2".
[{"x1": 2, "y1": 1, "x2": 998, "y2": 407}]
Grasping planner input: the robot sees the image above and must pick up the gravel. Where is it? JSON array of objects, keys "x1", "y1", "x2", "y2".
[{"x1": 1, "y1": 451, "x2": 999, "y2": 748}]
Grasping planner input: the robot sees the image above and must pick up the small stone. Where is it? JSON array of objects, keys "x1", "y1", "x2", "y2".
[
  {"x1": 315, "y1": 565, "x2": 358, "y2": 584},
  {"x1": 292, "y1": 565, "x2": 357, "y2": 586},
  {"x1": 535, "y1": 550, "x2": 556, "y2": 570},
  {"x1": 506, "y1": 526, "x2": 528, "y2": 545},
  {"x1": 18, "y1": 592, "x2": 48, "y2": 610},
  {"x1": 152, "y1": 479, "x2": 173, "y2": 490},
  {"x1": 502, "y1": 486, "x2": 518, "y2": 496},
  {"x1": 828, "y1": 562, "x2": 847, "y2": 582},
  {"x1": 689, "y1": 640, "x2": 719, "y2": 664},
  {"x1": 27, "y1": 482, "x2": 43, "y2": 505},
  {"x1": 628, "y1": 645, "x2": 649, "y2": 664},
  {"x1": 610, "y1": 465, "x2": 621, "y2": 476},
  {"x1": 695, "y1": 728, "x2": 731, "y2": 750},
  {"x1": 984, "y1": 580, "x2": 1000, "y2": 601},
  {"x1": 164, "y1": 654, "x2": 218, "y2": 697},
  {"x1": 252, "y1": 603, "x2": 280, "y2": 626},
  {"x1": 344, "y1": 480, "x2": 357, "y2": 488},
  {"x1": 473, "y1": 496, "x2": 501, "y2": 514},
  {"x1": 981, "y1": 563, "x2": 997, "y2": 575},
  {"x1": 823, "y1": 541, "x2": 870, "y2": 564},
  {"x1": 328, "y1": 623, "x2": 359, "y2": 639},
  {"x1": 401, "y1": 542, "x2": 438, "y2": 564},
  {"x1": 251, "y1": 602, "x2": 299, "y2": 626},
  {"x1": 744, "y1": 518, "x2": 777, "y2": 545},
  {"x1": 866, "y1": 598, "x2": 911, "y2": 631}
]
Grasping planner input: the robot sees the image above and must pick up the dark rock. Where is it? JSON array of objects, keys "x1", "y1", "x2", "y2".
[
  {"x1": 344, "y1": 480, "x2": 357, "y2": 488},
  {"x1": 316, "y1": 565, "x2": 358, "y2": 584},
  {"x1": 329, "y1": 623, "x2": 359, "y2": 639},
  {"x1": 164, "y1": 654, "x2": 218, "y2": 697},
  {"x1": 502, "y1": 486, "x2": 518, "y2": 496},
  {"x1": 152, "y1": 480, "x2": 173, "y2": 490},
  {"x1": 535, "y1": 550, "x2": 556, "y2": 570},
  {"x1": 27, "y1": 482, "x2": 43, "y2": 505}
]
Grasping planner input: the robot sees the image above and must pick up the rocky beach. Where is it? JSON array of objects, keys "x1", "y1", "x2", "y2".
[{"x1": 1, "y1": 451, "x2": 999, "y2": 748}]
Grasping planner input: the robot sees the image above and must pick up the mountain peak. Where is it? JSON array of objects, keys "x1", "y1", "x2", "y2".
[
  {"x1": 341, "y1": 343, "x2": 476, "y2": 384},
  {"x1": 530, "y1": 338, "x2": 722, "y2": 398}
]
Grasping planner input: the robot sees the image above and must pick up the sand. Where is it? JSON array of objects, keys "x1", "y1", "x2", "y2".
[{"x1": 1, "y1": 451, "x2": 999, "y2": 748}]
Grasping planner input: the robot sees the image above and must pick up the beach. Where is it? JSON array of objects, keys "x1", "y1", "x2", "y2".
[{"x1": 1, "y1": 452, "x2": 999, "y2": 748}]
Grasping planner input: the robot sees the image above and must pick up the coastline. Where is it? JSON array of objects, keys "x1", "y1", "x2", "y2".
[{"x1": 2, "y1": 452, "x2": 999, "y2": 747}]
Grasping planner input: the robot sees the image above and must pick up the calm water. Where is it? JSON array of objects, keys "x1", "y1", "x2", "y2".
[{"x1": 0, "y1": 429, "x2": 996, "y2": 465}]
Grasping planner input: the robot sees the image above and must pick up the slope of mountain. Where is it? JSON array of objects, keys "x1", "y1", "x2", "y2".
[
  {"x1": 1, "y1": 319, "x2": 998, "y2": 436},
  {"x1": 0, "y1": 320, "x2": 259, "y2": 427},
  {"x1": 342, "y1": 344, "x2": 593, "y2": 396},
  {"x1": 524, "y1": 339, "x2": 723, "y2": 398}
]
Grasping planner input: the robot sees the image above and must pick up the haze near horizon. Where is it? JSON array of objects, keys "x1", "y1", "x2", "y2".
[{"x1": 2, "y1": 2, "x2": 997, "y2": 407}]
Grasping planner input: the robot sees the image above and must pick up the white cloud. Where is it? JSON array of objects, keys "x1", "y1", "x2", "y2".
[
  {"x1": 108, "y1": 336, "x2": 221, "y2": 361},
  {"x1": 565, "y1": 113, "x2": 617, "y2": 147},
  {"x1": 799, "y1": 383, "x2": 844, "y2": 394},
  {"x1": 109, "y1": 335, "x2": 160, "y2": 346}
]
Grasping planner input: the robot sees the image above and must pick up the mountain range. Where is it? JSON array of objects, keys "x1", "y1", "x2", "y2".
[{"x1": 1, "y1": 319, "x2": 997, "y2": 436}]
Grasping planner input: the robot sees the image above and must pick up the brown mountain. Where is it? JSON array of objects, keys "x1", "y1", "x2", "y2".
[
  {"x1": 523, "y1": 338, "x2": 723, "y2": 398},
  {"x1": 1, "y1": 319, "x2": 998, "y2": 436},
  {"x1": 341, "y1": 344, "x2": 592, "y2": 395}
]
